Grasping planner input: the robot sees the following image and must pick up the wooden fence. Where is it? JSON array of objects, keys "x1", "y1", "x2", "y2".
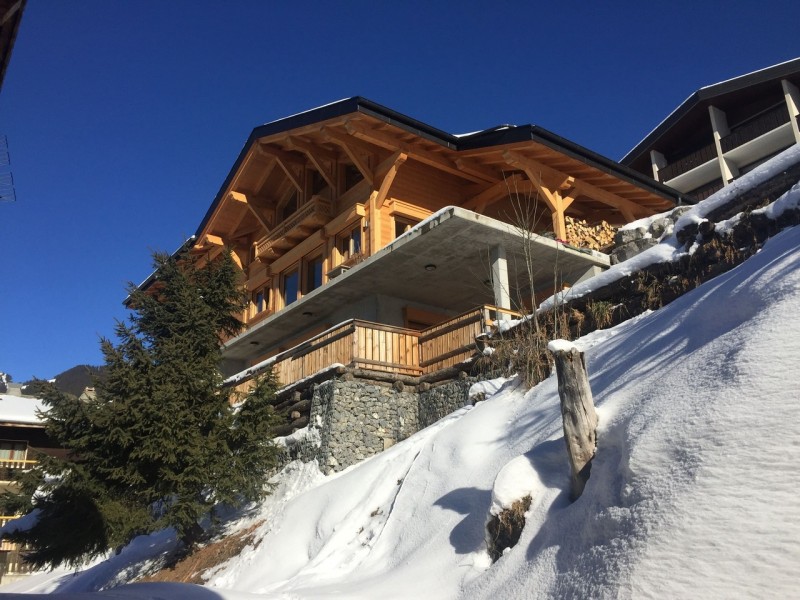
[
  {"x1": 257, "y1": 320, "x2": 421, "y2": 389},
  {"x1": 236, "y1": 305, "x2": 522, "y2": 391}
]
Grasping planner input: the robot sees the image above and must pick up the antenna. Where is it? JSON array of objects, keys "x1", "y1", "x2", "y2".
[{"x1": 0, "y1": 135, "x2": 16, "y2": 202}]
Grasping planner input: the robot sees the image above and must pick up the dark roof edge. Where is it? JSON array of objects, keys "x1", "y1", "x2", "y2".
[
  {"x1": 622, "y1": 57, "x2": 800, "y2": 166},
  {"x1": 123, "y1": 236, "x2": 196, "y2": 306},
  {"x1": 468, "y1": 123, "x2": 685, "y2": 203},
  {"x1": 0, "y1": 0, "x2": 26, "y2": 91}
]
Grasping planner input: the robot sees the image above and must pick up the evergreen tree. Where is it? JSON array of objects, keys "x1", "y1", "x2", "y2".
[{"x1": 1, "y1": 250, "x2": 279, "y2": 568}]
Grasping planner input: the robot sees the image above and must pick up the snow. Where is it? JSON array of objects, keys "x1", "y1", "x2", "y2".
[
  {"x1": 0, "y1": 393, "x2": 46, "y2": 425},
  {"x1": 546, "y1": 339, "x2": 577, "y2": 353},
  {"x1": 540, "y1": 144, "x2": 800, "y2": 311},
  {"x1": 6, "y1": 164, "x2": 800, "y2": 598}
]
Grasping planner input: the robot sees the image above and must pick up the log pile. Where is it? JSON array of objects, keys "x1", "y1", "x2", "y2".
[
  {"x1": 565, "y1": 217, "x2": 616, "y2": 251},
  {"x1": 270, "y1": 393, "x2": 313, "y2": 437}
]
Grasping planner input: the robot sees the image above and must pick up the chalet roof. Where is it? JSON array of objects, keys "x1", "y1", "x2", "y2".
[
  {"x1": 196, "y1": 97, "x2": 685, "y2": 240},
  {"x1": 0, "y1": 0, "x2": 25, "y2": 93},
  {"x1": 622, "y1": 57, "x2": 800, "y2": 171}
]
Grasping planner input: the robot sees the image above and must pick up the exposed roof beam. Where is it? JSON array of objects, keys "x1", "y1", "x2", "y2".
[
  {"x1": 321, "y1": 127, "x2": 374, "y2": 185},
  {"x1": 504, "y1": 151, "x2": 647, "y2": 219},
  {"x1": 256, "y1": 143, "x2": 304, "y2": 166},
  {"x1": 374, "y1": 152, "x2": 407, "y2": 209},
  {"x1": 345, "y1": 119, "x2": 487, "y2": 184},
  {"x1": 453, "y1": 158, "x2": 501, "y2": 183},
  {"x1": 462, "y1": 174, "x2": 524, "y2": 213},
  {"x1": 257, "y1": 143, "x2": 305, "y2": 193},
  {"x1": 286, "y1": 137, "x2": 337, "y2": 189},
  {"x1": 229, "y1": 191, "x2": 272, "y2": 234}
]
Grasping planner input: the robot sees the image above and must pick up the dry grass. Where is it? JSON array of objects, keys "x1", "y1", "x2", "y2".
[
  {"x1": 137, "y1": 522, "x2": 263, "y2": 585},
  {"x1": 485, "y1": 495, "x2": 532, "y2": 562}
]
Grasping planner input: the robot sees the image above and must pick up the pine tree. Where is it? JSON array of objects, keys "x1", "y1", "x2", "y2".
[{"x1": 1, "y1": 250, "x2": 279, "y2": 568}]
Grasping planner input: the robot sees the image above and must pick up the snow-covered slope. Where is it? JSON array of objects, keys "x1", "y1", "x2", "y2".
[{"x1": 7, "y1": 224, "x2": 800, "y2": 599}]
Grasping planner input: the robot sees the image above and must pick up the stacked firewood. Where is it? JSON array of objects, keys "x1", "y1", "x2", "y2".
[{"x1": 565, "y1": 217, "x2": 616, "y2": 251}]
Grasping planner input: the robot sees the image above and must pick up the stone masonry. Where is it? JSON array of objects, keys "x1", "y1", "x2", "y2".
[{"x1": 303, "y1": 372, "x2": 478, "y2": 473}]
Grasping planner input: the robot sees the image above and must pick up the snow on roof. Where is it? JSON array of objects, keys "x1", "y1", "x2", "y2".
[
  {"x1": 0, "y1": 393, "x2": 46, "y2": 425},
  {"x1": 697, "y1": 55, "x2": 800, "y2": 92}
]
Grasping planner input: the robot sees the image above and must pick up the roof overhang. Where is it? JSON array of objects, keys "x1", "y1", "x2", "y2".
[
  {"x1": 0, "y1": 0, "x2": 24, "y2": 91},
  {"x1": 221, "y1": 206, "x2": 610, "y2": 362},
  {"x1": 196, "y1": 97, "x2": 685, "y2": 244},
  {"x1": 622, "y1": 56, "x2": 800, "y2": 168}
]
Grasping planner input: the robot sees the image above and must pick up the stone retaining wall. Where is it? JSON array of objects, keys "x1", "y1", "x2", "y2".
[
  {"x1": 311, "y1": 376, "x2": 420, "y2": 473},
  {"x1": 418, "y1": 378, "x2": 476, "y2": 429},
  {"x1": 278, "y1": 372, "x2": 480, "y2": 473}
]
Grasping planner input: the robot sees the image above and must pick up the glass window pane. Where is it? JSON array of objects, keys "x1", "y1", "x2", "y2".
[
  {"x1": 306, "y1": 256, "x2": 323, "y2": 292},
  {"x1": 284, "y1": 270, "x2": 299, "y2": 305}
]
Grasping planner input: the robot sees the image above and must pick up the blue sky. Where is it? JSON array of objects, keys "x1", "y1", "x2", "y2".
[{"x1": 1, "y1": 1, "x2": 797, "y2": 382}]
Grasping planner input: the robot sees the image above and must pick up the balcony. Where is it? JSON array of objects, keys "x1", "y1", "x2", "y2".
[
  {"x1": 255, "y1": 196, "x2": 333, "y2": 260},
  {"x1": 0, "y1": 458, "x2": 36, "y2": 483},
  {"x1": 659, "y1": 103, "x2": 798, "y2": 194},
  {"x1": 658, "y1": 142, "x2": 718, "y2": 183},
  {"x1": 720, "y1": 103, "x2": 791, "y2": 153},
  {"x1": 232, "y1": 305, "x2": 522, "y2": 393}
]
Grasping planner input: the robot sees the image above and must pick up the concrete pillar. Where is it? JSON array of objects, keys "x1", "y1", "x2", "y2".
[
  {"x1": 489, "y1": 244, "x2": 511, "y2": 316},
  {"x1": 709, "y1": 105, "x2": 739, "y2": 185},
  {"x1": 782, "y1": 79, "x2": 800, "y2": 144},
  {"x1": 650, "y1": 150, "x2": 667, "y2": 181},
  {"x1": 574, "y1": 265, "x2": 604, "y2": 285}
]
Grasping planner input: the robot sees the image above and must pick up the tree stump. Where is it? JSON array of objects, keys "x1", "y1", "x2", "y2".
[{"x1": 548, "y1": 340, "x2": 598, "y2": 500}]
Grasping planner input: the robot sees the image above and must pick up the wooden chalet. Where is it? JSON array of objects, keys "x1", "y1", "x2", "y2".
[{"x1": 188, "y1": 98, "x2": 680, "y2": 385}]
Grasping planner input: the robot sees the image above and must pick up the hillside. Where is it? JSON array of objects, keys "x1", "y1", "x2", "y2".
[
  {"x1": 4, "y1": 183, "x2": 800, "y2": 596},
  {"x1": 23, "y1": 364, "x2": 106, "y2": 398}
]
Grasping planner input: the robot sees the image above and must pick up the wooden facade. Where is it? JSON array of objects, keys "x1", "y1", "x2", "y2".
[
  {"x1": 189, "y1": 98, "x2": 679, "y2": 386},
  {"x1": 232, "y1": 305, "x2": 522, "y2": 392}
]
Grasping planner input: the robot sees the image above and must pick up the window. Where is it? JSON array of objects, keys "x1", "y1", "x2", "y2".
[
  {"x1": 252, "y1": 285, "x2": 270, "y2": 316},
  {"x1": 310, "y1": 170, "x2": 328, "y2": 196},
  {"x1": 280, "y1": 192, "x2": 298, "y2": 223},
  {"x1": 394, "y1": 216, "x2": 419, "y2": 239},
  {"x1": 304, "y1": 255, "x2": 323, "y2": 293},
  {"x1": 338, "y1": 224, "x2": 362, "y2": 260},
  {"x1": 344, "y1": 163, "x2": 364, "y2": 190},
  {"x1": 282, "y1": 268, "x2": 299, "y2": 306},
  {"x1": 0, "y1": 441, "x2": 27, "y2": 461}
]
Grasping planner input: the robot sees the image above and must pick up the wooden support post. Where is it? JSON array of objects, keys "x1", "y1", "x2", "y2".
[{"x1": 548, "y1": 340, "x2": 598, "y2": 500}]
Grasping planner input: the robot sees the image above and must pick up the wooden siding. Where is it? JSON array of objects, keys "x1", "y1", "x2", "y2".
[
  {"x1": 419, "y1": 307, "x2": 485, "y2": 372},
  {"x1": 234, "y1": 305, "x2": 522, "y2": 393},
  {"x1": 352, "y1": 321, "x2": 420, "y2": 375}
]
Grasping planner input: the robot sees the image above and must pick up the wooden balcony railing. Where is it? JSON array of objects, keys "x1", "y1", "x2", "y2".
[
  {"x1": 269, "y1": 320, "x2": 421, "y2": 387},
  {"x1": 236, "y1": 305, "x2": 524, "y2": 392},
  {"x1": 0, "y1": 459, "x2": 37, "y2": 483},
  {"x1": 255, "y1": 196, "x2": 333, "y2": 260},
  {"x1": 720, "y1": 103, "x2": 791, "y2": 153},
  {"x1": 659, "y1": 142, "x2": 718, "y2": 182}
]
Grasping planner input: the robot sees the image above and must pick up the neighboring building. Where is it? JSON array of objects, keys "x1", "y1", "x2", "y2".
[
  {"x1": 622, "y1": 57, "x2": 800, "y2": 201},
  {"x1": 185, "y1": 98, "x2": 680, "y2": 385},
  {"x1": 0, "y1": 387, "x2": 61, "y2": 583}
]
